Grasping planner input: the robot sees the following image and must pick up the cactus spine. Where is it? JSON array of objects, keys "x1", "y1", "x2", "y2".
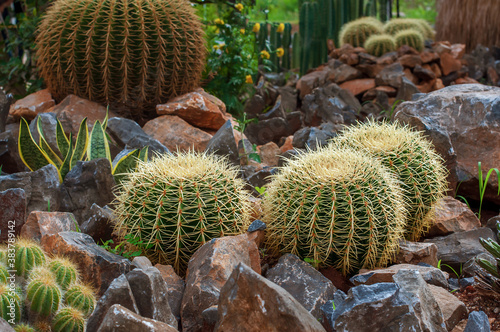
[
  {"x1": 394, "y1": 29, "x2": 425, "y2": 51},
  {"x1": 0, "y1": 283, "x2": 21, "y2": 323},
  {"x1": 14, "y1": 324, "x2": 36, "y2": 332},
  {"x1": 52, "y1": 307, "x2": 85, "y2": 332},
  {"x1": 26, "y1": 269, "x2": 62, "y2": 317},
  {"x1": 364, "y1": 34, "x2": 396, "y2": 56},
  {"x1": 48, "y1": 257, "x2": 79, "y2": 290},
  {"x1": 0, "y1": 265, "x2": 8, "y2": 284},
  {"x1": 340, "y1": 17, "x2": 383, "y2": 47},
  {"x1": 14, "y1": 239, "x2": 46, "y2": 277},
  {"x1": 263, "y1": 146, "x2": 407, "y2": 275},
  {"x1": 64, "y1": 284, "x2": 96, "y2": 317}
]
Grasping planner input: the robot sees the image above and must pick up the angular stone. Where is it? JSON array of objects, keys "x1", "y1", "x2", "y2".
[
  {"x1": 181, "y1": 234, "x2": 260, "y2": 332},
  {"x1": 451, "y1": 44, "x2": 466, "y2": 60},
  {"x1": 97, "y1": 304, "x2": 178, "y2": 332},
  {"x1": 375, "y1": 63, "x2": 405, "y2": 88},
  {"x1": 60, "y1": 159, "x2": 115, "y2": 224},
  {"x1": 455, "y1": 77, "x2": 480, "y2": 84},
  {"x1": 155, "y1": 264, "x2": 185, "y2": 321},
  {"x1": 216, "y1": 263, "x2": 326, "y2": 332},
  {"x1": 396, "y1": 240, "x2": 439, "y2": 267},
  {"x1": 244, "y1": 117, "x2": 289, "y2": 145},
  {"x1": 0, "y1": 91, "x2": 13, "y2": 133},
  {"x1": 205, "y1": 120, "x2": 239, "y2": 166},
  {"x1": 41, "y1": 232, "x2": 131, "y2": 295},
  {"x1": 246, "y1": 168, "x2": 276, "y2": 190},
  {"x1": 404, "y1": 67, "x2": 419, "y2": 85},
  {"x1": 258, "y1": 141, "x2": 280, "y2": 167},
  {"x1": 440, "y1": 53, "x2": 462, "y2": 76},
  {"x1": 339, "y1": 78, "x2": 376, "y2": 96},
  {"x1": 421, "y1": 50, "x2": 440, "y2": 64},
  {"x1": 80, "y1": 204, "x2": 115, "y2": 243},
  {"x1": 333, "y1": 64, "x2": 362, "y2": 84},
  {"x1": 463, "y1": 311, "x2": 490, "y2": 332},
  {"x1": 428, "y1": 196, "x2": 481, "y2": 237},
  {"x1": 428, "y1": 284, "x2": 468, "y2": 331},
  {"x1": 292, "y1": 127, "x2": 329, "y2": 151},
  {"x1": 0, "y1": 188, "x2": 26, "y2": 242},
  {"x1": 143, "y1": 115, "x2": 212, "y2": 152},
  {"x1": 0, "y1": 317, "x2": 15, "y2": 331},
  {"x1": 414, "y1": 64, "x2": 437, "y2": 80},
  {"x1": 278, "y1": 86, "x2": 298, "y2": 113},
  {"x1": 20, "y1": 211, "x2": 77, "y2": 242},
  {"x1": 126, "y1": 267, "x2": 177, "y2": 327},
  {"x1": 0, "y1": 130, "x2": 26, "y2": 174},
  {"x1": 399, "y1": 54, "x2": 423, "y2": 68},
  {"x1": 201, "y1": 305, "x2": 218, "y2": 332},
  {"x1": 297, "y1": 70, "x2": 329, "y2": 99},
  {"x1": 131, "y1": 256, "x2": 152, "y2": 270},
  {"x1": 156, "y1": 91, "x2": 227, "y2": 130},
  {"x1": 319, "y1": 267, "x2": 354, "y2": 293},
  {"x1": 9, "y1": 89, "x2": 55, "y2": 120},
  {"x1": 266, "y1": 254, "x2": 336, "y2": 319},
  {"x1": 395, "y1": 76, "x2": 421, "y2": 101}
]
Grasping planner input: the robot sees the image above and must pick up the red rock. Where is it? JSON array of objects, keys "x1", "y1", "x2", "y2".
[
  {"x1": 339, "y1": 52, "x2": 359, "y2": 66},
  {"x1": 404, "y1": 68, "x2": 419, "y2": 85},
  {"x1": 440, "y1": 53, "x2": 462, "y2": 76},
  {"x1": 455, "y1": 77, "x2": 479, "y2": 84},
  {"x1": 143, "y1": 115, "x2": 212, "y2": 152},
  {"x1": 319, "y1": 266, "x2": 353, "y2": 293},
  {"x1": 156, "y1": 91, "x2": 227, "y2": 130},
  {"x1": 428, "y1": 196, "x2": 481, "y2": 237},
  {"x1": 417, "y1": 78, "x2": 437, "y2": 93},
  {"x1": 377, "y1": 53, "x2": 397, "y2": 65},
  {"x1": 397, "y1": 45, "x2": 419, "y2": 56},
  {"x1": 195, "y1": 88, "x2": 226, "y2": 113},
  {"x1": 154, "y1": 264, "x2": 185, "y2": 320},
  {"x1": 433, "y1": 78, "x2": 445, "y2": 90},
  {"x1": 375, "y1": 85, "x2": 397, "y2": 96},
  {"x1": 433, "y1": 41, "x2": 452, "y2": 55},
  {"x1": 333, "y1": 44, "x2": 355, "y2": 58},
  {"x1": 339, "y1": 78, "x2": 376, "y2": 96},
  {"x1": 487, "y1": 66, "x2": 500, "y2": 85},
  {"x1": 280, "y1": 135, "x2": 294, "y2": 153},
  {"x1": 431, "y1": 63, "x2": 443, "y2": 78},
  {"x1": 428, "y1": 284, "x2": 468, "y2": 331},
  {"x1": 356, "y1": 63, "x2": 384, "y2": 78},
  {"x1": 450, "y1": 44, "x2": 466, "y2": 60},
  {"x1": 258, "y1": 142, "x2": 280, "y2": 166},
  {"x1": 9, "y1": 89, "x2": 55, "y2": 120},
  {"x1": 0, "y1": 188, "x2": 26, "y2": 243},
  {"x1": 21, "y1": 211, "x2": 77, "y2": 242},
  {"x1": 398, "y1": 54, "x2": 423, "y2": 68},
  {"x1": 296, "y1": 70, "x2": 329, "y2": 99},
  {"x1": 396, "y1": 240, "x2": 438, "y2": 267},
  {"x1": 421, "y1": 51, "x2": 440, "y2": 64}
]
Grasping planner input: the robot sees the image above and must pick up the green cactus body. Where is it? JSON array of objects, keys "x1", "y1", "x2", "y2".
[
  {"x1": 14, "y1": 324, "x2": 36, "y2": 332},
  {"x1": 26, "y1": 271, "x2": 62, "y2": 317},
  {"x1": 340, "y1": 17, "x2": 383, "y2": 47},
  {"x1": 64, "y1": 284, "x2": 96, "y2": 317},
  {"x1": 394, "y1": 29, "x2": 425, "y2": 52},
  {"x1": 281, "y1": 23, "x2": 292, "y2": 70},
  {"x1": 383, "y1": 18, "x2": 425, "y2": 36},
  {"x1": 0, "y1": 283, "x2": 21, "y2": 323},
  {"x1": 52, "y1": 307, "x2": 85, "y2": 332},
  {"x1": 415, "y1": 19, "x2": 435, "y2": 40},
  {"x1": 14, "y1": 239, "x2": 46, "y2": 277},
  {"x1": 263, "y1": 146, "x2": 407, "y2": 275},
  {"x1": 364, "y1": 34, "x2": 396, "y2": 56},
  {"x1": 0, "y1": 246, "x2": 7, "y2": 265},
  {"x1": 36, "y1": 0, "x2": 206, "y2": 111},
  {"x1": 48, "y1": 257, "x2": 79, "y2": 290},
  {"x1": 0, "y1": 265, "x2": 8, "y2": 284},
  {"x1": 113, "y1": 152, "x2": 252, "y2": 274},
  {"x1": 334, "y1": 120, "x2": 448, "y2": 241}
]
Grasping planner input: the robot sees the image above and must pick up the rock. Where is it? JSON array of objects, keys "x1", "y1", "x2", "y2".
[
  {"x1": 414, "y1": 64, "x2": 437, "y2": 80},
  {"x1": 292, "y1": 127, "x2": 330, "y2": 151},
  {"x1": 321, "y1": 283, "x2": 421, "y2": 332},
  {"x1": 278, "y1": 86, "x2": 298, "y2": 113},
  {"x1": 395, "y1": 76, "x2": 420, "y2": 101},
  {"x1": 97, "y1": 304, "x2": 178, "y2": 332},
  {"x1": 396, "y1": 240, "x2": 439, "y2": 267},
  {"x1": 201, "y1": 306, "x2": 219, "y2": 331},
  {"x1": 41, "y1": 232, "x2": 131, "y2": 295},
  {"x1": 0, "y1": 91, "x2": 13, "y2": 133},
  {"x1": 463, "y1": 311, "x2": 490, "y2": 332},
  {"x1": 9, "y1": 89, "x2": 55, "y2": 120},
  {"x1": 246, "y1": 219, "x2": 266, "y2": 246},
  {"x1": 131, "y1": 256, "x2": 152, "y2": 270},
  {"x1": 246, "y1": 167, "x2": 276, "y2": 190},
  {"x1": 433, "y1": 78, "x2": 445, "y2": 90},
  {"x1": 87, "y1": 275, "x2": 140, "y2": 331},
  {"x1": 431, "y1": 63, "x2": 443, "y2": 77},
  {"x1": 244, "y1": 94, "x2": 266, "y2": 117},
  {"x1": 393, "y1": 269, "x2": 447, "y2": 332},
  {"x1": 351, "y1": 264, "x2": 449, "y2": 289},
  {"x1": 216, "y1": 263, "x2": 326, "y2": 332},
  {"x1": 60, "y1": 159, "x2": 115, "y2": 223},
  {"x1": 421, "y1": 50, "x2": 440, "y2": 63},
  {"x1": 297, "y1": 70, "x2": 329, "y2": 99},
  {"x1": 258, "y1": 95, "x2": 286, "y2": 121},
  {"x1": 440, "y1": 53, "x2": 462, "y2": 76},
  {"x1": 244, "y1": 117, "x2": 289, "y2": 145},
  {"x1": 20, "y1": 211, "x2": 77, "y2": 242},
  {"x1": 278, "y1": 149, "x2": 299, "y2": 167},
  {"x1": 418, "y1": 78, "x2": 438, "y2": 93},
  {"x1": 394, "y1": 85, "x2": 500, "y2": 203},
  {"x1": 156, "y1": 91, "x2": 227, "y2": 130},
  {"x1": 80, "y1": 204, "x2": 115, "y2": 243},
  {"x1": 375, "y1": 63, "x2": 405, "y2": 88},
  {"x1": 205, "y1": 120, "x2": 239, "y2": 166},
  {"x1": 0, "y1": 188, "x2": 26, "y2": 242},
  {"x1": 143, "y1": 115, "x2": 212, "y2": 152},
  {"x1": 265, "y1": 254, "x2": 336, "y2": 319},
  {"x1": 339, "y1": 78, "x2": 376, "y2": 96},
  {"x1": 428, "y1": 284, "x2": 468, "y2": 330},
  {"x1": 428, "y1": 196, "x2": 481, "y2": 237},
  {"x1": 125, "y1": 267, "x2": 177, "y2": 327},
  {"x1": 455, "y1": 77, "x2": 480, "y2": 85},
  {"x1": 0, "y1": 130, "x2": 26, "y2": 174},
  {"x1": 399, "y1": 54, "x2": 423, "y2": 68},
  {"x1": 485, "y1": 215, "x2": 500, "y2": 241},
  {"x1": 155, "y1": 264, "x2": 185, "y2": 321},
  {"x1": 424, "y1": 228, "x2": 495, "y2": 268},
  {"x1": 451, "y1": 44, "x2": 466, "y2": 60},
  {"x1": 0, "y1": 317, "x2": 15, "y2": 331},
  {"x1": 404, "y1": 67, "x2": 420, "y2": 85},
  {"x1": 181, "y1": 233, "x2": 260, "y2": 332},
  {"x1": 258, "y1": 141, "x2": 281, "y2": 167},
  {"x1": 0, "y1": 164, "x2": 61, "y2": 215},
  {"x1": 319, "y1": 267, "x2": 354, "y2": 293},
  {"x1": 332, "y1": 64, "x2": 362, "y2": 84}
]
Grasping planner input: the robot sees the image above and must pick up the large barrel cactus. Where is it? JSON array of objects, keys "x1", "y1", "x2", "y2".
[
  {"x1": 36, "y1": 0, "x2": 206, "y2": 110},
  {"x1": 339, "y1": 17, "x2": 383, "y2": 48},
  {"x1": 263, "y1": 146, "x2": 407, "y2": 275},
  {"x1": 113, "y1": 152, "x2": 252, "y2": 273}
]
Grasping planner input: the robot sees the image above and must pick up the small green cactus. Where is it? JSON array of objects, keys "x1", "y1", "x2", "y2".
[
  {"x1": 364, "y1": 34, "x2": 396, "y2": 57},
  {"x1": 383, "y1": 18, "x2": 427, "y2": 37},
  {"x1": 64, "y1": 283, "x2": 96, "y2": 317},
  {"x1": 48, "y1": 257, "x2": 79, "y2": 290},
  {"x1": 334, "y1": 120, "x2": 448, "y2": 241},
  {"x1": 52, "y1": 307, "x2": 86, "y2": 332},
  {"x1": 14, "y1": 239, "x2": 46, "y2": 277},
  {"x1": 339, "y1": 17, "x2": 383, "y2": 47},
  {"x1": 394, "y1": 29, "x2": 425, "y2": 52},
  {"x1": 26, "y1": 270, "x2": 62, "y2": 317},
  {"x1": 263, "y1": 146, "x2": 407, "y2": 275},
  {"x1": 0, "y1": 283, "x2": 21, "y2": 323},
  {"x1": 0, "y1": 265, "x2": 8, "y2": 284},
  {"x1": 14, "y1": 324, "x2": 36, "y2": 332}
]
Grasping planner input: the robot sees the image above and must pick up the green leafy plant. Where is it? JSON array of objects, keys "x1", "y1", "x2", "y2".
[
  {"x1": 255, "y1": 186, "x2": 268, "y2": 196},
  {"x1": 235, "y1": 113, "x2": 261, "y2": 164},
  {"x1": 99, "y1": 234, "x2": 150, "y2": 260},
  {"x1": 476, "y1": 221, "x2": 500, "y2": 294},
  {"x1": 378, "y1": 99, "x2": 403, "y2": 119}
]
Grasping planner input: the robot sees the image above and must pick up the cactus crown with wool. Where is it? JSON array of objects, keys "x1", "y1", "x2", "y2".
[
  {"x1": 364, "y1": 34, "x2": 396, "y2": 57},
  {"x1": 64, "y1": 283, "x2": 96, "y2": 317},
  {"x1": 340, "y1": 17, "x2": 383, "y2": 47},
  {"x1": 394, "y1": 29, "x2": 425, "y2": 51},
  {"x1": 36, "y1": 0, "x2": 206, "y2": 110},
  {"x1": 15, "y1": 238, "x2": 46, "y2": 277},
  {"x1": 334, "y1": 120, "x2": 448, "y2": 241},
  {"x1": 263, "y1": 146, "x2": 407, "y2": 275},
  {"x1": 26, "y1": 267, "x2": 62, "y2": 317},
  {"x1": 0, "y1": 283, "x2": 21, "y2": 323},
  {"x1": 52, "y1": 307, "x2": 85, "y2": 332},
  {"x1": 113, "y1": 151, "x2": 252, "y2": 273},
  {"x1": 48, "y1": 257, "x2": 79, "y2": 290}
]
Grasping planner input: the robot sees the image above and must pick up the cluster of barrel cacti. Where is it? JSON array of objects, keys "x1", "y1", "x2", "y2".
[{"x1": 0, "y1": 239, "x2": 96, "y2": 331}]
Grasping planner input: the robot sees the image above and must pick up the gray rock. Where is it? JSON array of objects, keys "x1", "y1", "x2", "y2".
[
  {"x1": 258, "y1": 95, "x2": 286, "y2": 121},
  {"x1": 292, "y1": 127, "x2": 330, "y2": 150},
  {"x1": 246, "y1": 167, "x2": 277, "y2": 189},
  {"x1": 0, "y1": 91, "x2": 13, "y2": 133},
  {"x1": 266, "y1": 254, "x2": 336, "y2": 319},
  {"x1": 278, "y1": 86, "x2": 298, "y2": 113},
  {"x1": 396, "y1": 240, "x2": 438, "y2": 267},
  {"x1": 0, "y1": 188, "x2": 26, "y2": 242},
  {"x1": 278, "y1": 149, "x2": 299, "y2": 167},
  {"x1": 286, "y1": 111, "x2": 303, "y2": 135},
  {"x1": 0, "y1": 317, "x2": 15, "y2": 331},
  {"x1": 485, "y1": 215, "x2": 499, "y2": 241},
  {"x1": 333, "y1": 64, "x2": 362, "y2": 84},
  {"x1": 464, "y1": 311, "x2": 490, "y2": 332},
  {"x1": 97, "y1": 304, "x2": 178, "y2": 332},
  {"x1": 244, "y1": 94, "x2": 267, "y2": 117},
  {"x1": 126, "y1": 267, "x2": 177, "y2": 327},
  {"x1": 80, "y1": 204, "x2": 115, "y2": 243},
  {"x1": 201, "y1": 306, "x2": 219, "y2": 332},
  {"x1": 131, "y1": 256, "x2": 153, "y2": 270},
  {"x1": 395, "y1": 76, "x2": 420, "y2": 101},
  {"x1": 0, "y1": 130, "x2": 27, "y2": 174},
  {"x1": 247, "y1": 219, "x2": 266, "y2": 233},
  {"x1": 414, "y1": 64, "x2": 436, "y2": 81},
  {"x1": 155, "y1": 264, "x2": 185, "y2": 322},
  {"x1": 205, "y1": 120, "x2": 239, "y2": 166},
  {"x1": 0, "y1": 164, "x2": 60, "y2": 214},
  {"x1": 244, "y1": 117, "x2": 289, "y2": 145},
  {"x1": 375, "y1": 63, "x2": 405, "y2": 88}
]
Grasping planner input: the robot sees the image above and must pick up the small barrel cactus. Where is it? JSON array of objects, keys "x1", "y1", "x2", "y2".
[
  {"x1": 263, "y1": 146, "x2": 407, "y2": 275},
  {"x1": 0, "y1": 265, "x2": 8, "y2": 284},
  {"x1": 340, "y1": 17, "x2": 383, "y2": 47},
  {"x1": 113, "y1": 151, "x2": 252, "y2": 273},
  {"x1": 14, "y1": 324, "x2": 36, "y2": 332},
  {"x1": 394, "y1": 29, "x2": 425, "y2": 51},
  {"x1": 15, "y1": 239, "x2": 46, "y2": 277},
  {"x1": 48, "y1": 257, "x2": 79, "y2": 290},
  {"x1": 334, "y1": 120, "x2": 448, "y2": 241},
  {"x1": 26, "y1": 270, "x2": 62, "y2": 317},
  {"x1": 415, "y1": 19, "x2": 435, "y2": 40},
  {"x1": 64, "y1": 283, "x2": 96, "y2": 317},
  {"x1": 364, "y1": 34, "x2": 396, "y2": 57},
  {"x1": 383, "y1": 18, "x2": 427, "y2": 37},
  {"x1": 52, "y1": 307, "x2": 86, "y2": 332},
  {"x1": 0, "y1": 283, "x2": 21, "y2": 323}
]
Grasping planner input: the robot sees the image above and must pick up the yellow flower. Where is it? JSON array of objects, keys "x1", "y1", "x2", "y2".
[
  {"x1": 260, "y1": 50, "x2": 270, "y2": 59},
  {"x1": 216, "y1": 28, "x2": 220, "y2": 34},
  {"x1": 212, "y1": 45, "x2": 219, "y2": 50},
  {"x1": 245, "y1": 75, "x2": 253, "y2": 84},
  {"x1": 214, "y1": 18, "x2": 224, "y2": 25},
  {"x1": 253, "y1": 23, "x2": 260, "y2": 33},
  {"x1": 277, "y1": 23, "x2": 285, "y2": 33},
  {"x1": 235, "y1": 3, "x2": 244, "y2": 11},
  {"x1": 240, "y1": 28, "x2": 245, "y2": 34},
  {"x1": 276, "y1": 47, "x2": 284, "y2": 57}
]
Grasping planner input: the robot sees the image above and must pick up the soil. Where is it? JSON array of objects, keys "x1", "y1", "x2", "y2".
[{"x1": 454, "y1": 284, "x2": 500, "y2": 331}]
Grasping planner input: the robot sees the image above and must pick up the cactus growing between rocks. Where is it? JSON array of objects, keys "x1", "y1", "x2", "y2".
[
  {"x1": 113, "y1": 151, "x2": 252, "y2": 273},
  {"x1": 64, "y1": 284, "x2": 96, "y2": 317},
  {"x1": 334, "y1": 120, "x2": 448, "y2": 241},
  {"x1": 26, "y1": 269, "x2": 62, "y2": 317},
  {"x1": 364, "y1": 34, "x2": 396, "y2": 56},
  {"x1": 0, "y1": 283, "x2": 21, "y2": 323},
  {"x1": 14, "y1": 324, "x2": 36, "y2": 332},
  {"x1": 339, "y1": 17, "x2": 383, "y2": 47},
  {"x1": 14, "y1": 238, "x2": 46, "y2": 277},
  {"x1": 48, "y1": 257, "x2": 79, "y2": 290},
  {"x1": 263, "y1": 146, "x2": 407, "y2": 275},
  {"x1": 52, "y1": 307, "x2": 86, "y2": 332},
  {"x1": 394, "y1": 29, "x2": 425, "y2": 51}
]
